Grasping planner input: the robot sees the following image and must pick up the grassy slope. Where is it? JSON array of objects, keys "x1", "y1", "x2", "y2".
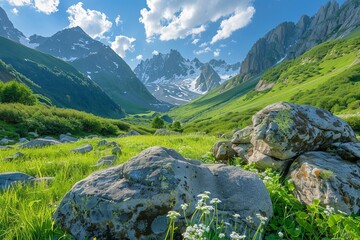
[
  {"x1": 169, "y1": 36, "x2": 360, "y2": 134},
  {"x1": 0, "y1": 37, "x2": 124, "y2": 118},
  {"x1": 0, "y1": 134, "x2": 217, "y2": 239}
]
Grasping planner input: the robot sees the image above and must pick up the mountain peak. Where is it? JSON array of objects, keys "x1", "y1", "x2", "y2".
[
  {"x1": 0, "y1": 6, "x2": 25, "y2": 43},
  {"x1": 194, "y1": 63, "x2": 221, "y2": 93}
]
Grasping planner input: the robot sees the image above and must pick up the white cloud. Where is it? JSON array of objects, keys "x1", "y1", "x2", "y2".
[
  {"x1": 195, "y1": 47, "x2": 211, "y2": 55},
  {"x1": 211, "y1": 6, "x2": 255, "y2": 44},
  {"x1": 11, "y1": 8, "x2": 19, "y2": 15},
  {"x1": 7, "y1": 0, "x2": 31, "y2": 6},
  {"x1": 111, "y1": 35, "x2": 136, "y2": 58},
  {"x1": 136, "y1": 54, "x2": 143, "y2": 61},
  {"x1": 140, "y1": 0, "x2": 254, "y2": 42},
  {"x1": 67, "y1": 2, "x2": 112, "y2": 39},
  {"x1": 7, "y1": 0, "x2": 59, "y2": 15},
  {"x1": 220, "y1": 44, "x2": 227, "y2": 48},
  {"x1": 199, "y1": 42, "x2": 208, "y2": 48},
  {"x1": 152, "y1": 50, "x2": 159, "y2": 55},
  {"x1": 115, "y1": 15, "x2": 122, "y2": 26},
  {"x1": 214, "y1": 49, "x2": 220, "y2": 57},
  {"x1": 34, "y1": 0, "x2": 59, "y2": 15},
  {"x1": 192, "y1": 38, "x2": 199, "y2": 45}
]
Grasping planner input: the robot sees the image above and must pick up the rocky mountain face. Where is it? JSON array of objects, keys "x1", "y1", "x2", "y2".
[
  {"x1": 30, "y1": 27, "x2": 169, "y2": 114},
  {"x1": 194, "y1": 64, "x2": 221, "y2": 92},
  {"x1": 238, "y1": 0, "x2": 360, "y2": 82},
  {"x1": 134, "y1": 49, "x2": 240, "y2": 105},
  {"x1": 0, "y1": 7, "x2": 25, "y2": 43}
]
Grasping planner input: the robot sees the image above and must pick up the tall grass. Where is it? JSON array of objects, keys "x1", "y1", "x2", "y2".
[{"x1": 0, "y1": 135, "x2": 217, "y2": 240}]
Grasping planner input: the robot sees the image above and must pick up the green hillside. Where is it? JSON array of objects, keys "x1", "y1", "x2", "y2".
[
  {"x1": 0, "y1": 37, "x2": 124, "y2": 118},
  {"x1": 170, "y1": 36, "x2": 360, "y2": 134}
]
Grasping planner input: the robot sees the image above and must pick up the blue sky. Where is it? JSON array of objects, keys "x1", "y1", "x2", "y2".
[{"x1": 0, "y1": 0, "x2": 345, "y2": 69}]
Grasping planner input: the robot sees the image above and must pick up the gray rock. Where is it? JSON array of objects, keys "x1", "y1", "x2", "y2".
[
  {"x1": 0, "y1": 146, "x2": 13, "y2": 150},
  {"x1": 97, "y1": 140, "x2": 107, "y2": 146},
  {"x1": 95, "y1": 155, "x2": 117, "y2": 167},
  {"x1": 21, "y1": 138, "x2": 61, "y2": 148},
  {"x1": 28, "y1": 132, "x2": 39, "y2": 138},
  {"x1": 232, "y1": 143, "x2": 253, "y2": 162},
  {"x1": 117, "y1": 130, "x2": 141, "y2": 138},
  {"x1": 251, "y1": 102, "x2": 356, "y2": 160},
  {"x1": 211, "y1": 141, "x2": 237, "y2": 162},
  {"x1": 59, "y1": 134, "x2": 78, "y2": 143},
  {"x1": 0, "y1": 172, "x2": 34, "y2": 191},
  {"x1": 232, "y1": 126, "x2": 253, "y2": 144},
  {"x1": 105, "y1": 141, "x2": 118, "y2": 147},
  {"x1": 3, "y1": 152, "x2": 25, "y2": 162},
  {"x1": 18, "y1": 138, "x2": 29, "y2": 143},
  {"x1": 289, "y1": 151, "x2": 360, "y2": 215},
  {"x1": 86, "y1": 135, "x2": 99, "y2": 139},
  {"x1": 43, "y1": 136, "x2": 57, "y2": 141},
  {"x1": 255, "y1": 80, "x2": 275, "y2": 92},
  {"x1": 154, "y1": 129, "x2": 180, "y2": 136},
  {"x1": 112, "y1": 146, "x2": 122, "y2": 156},
  {"x1": 248, "y1": 150, "x2": 293, "y2": 172},
  {"x1": 0, "y1": 137, "x2": 14, "y2": 145},
  {"x1": 326, "y1": 142, "x2": 360, "y2": 162},
  {"x1": 54, "y1": 147, "x2": 272, "y2": 240},
  {"x1": 72, "y1": 144, "x2": 93, "y2": 154}
]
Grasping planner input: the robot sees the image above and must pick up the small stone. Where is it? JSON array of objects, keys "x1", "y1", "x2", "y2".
[
  {"x1": 72, "y1": 144, "x2": 93, "y2": 154},
  {"x1": 112, "y1": 146, "x2": 122, "y2": 156},
  {"x1": 21, "y1": 138, "x2": 61, "y2": 148},
  {"x1": 95, "y1": 155, "x2": 117, "y2": 167}
]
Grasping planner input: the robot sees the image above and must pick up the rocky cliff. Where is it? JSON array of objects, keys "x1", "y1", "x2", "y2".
[
  {"x1": 194, "y1": 64, "x2": 221, "y2": 93},
  {"x1": 238, "y1": 0, "x2": 360, "y2": 82}
]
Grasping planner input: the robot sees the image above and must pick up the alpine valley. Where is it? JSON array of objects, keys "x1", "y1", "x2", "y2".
[
  {"x1": 0, "y1": 1, "x2": 359, "y2": 240},
  {"x1": 134, "y1": 50, "x2": 240, "y2": 105}
]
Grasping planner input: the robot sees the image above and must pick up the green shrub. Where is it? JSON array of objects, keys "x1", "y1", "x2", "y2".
[
  {"x1": 344, "y1": 116, "x2": 360, "y2": 131},
  {"x1": 152, "y1": 116, "x2": 165, "y2": 129},
  {"x1": 0, "y1": 80, "x2": 37, "y2": 105}
]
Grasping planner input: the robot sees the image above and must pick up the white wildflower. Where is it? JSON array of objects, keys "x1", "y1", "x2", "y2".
[
  {"x1": 219, "y1": 233, "x2": 225, "y2": 238},
  {"x1": 197, "y1": 193, "x2": 210, "y2": 200},
  {"x1": 181, "y1": 203, "x2": 188, "y2": 210},
  {"x1": 233, "y1": 213, "x2": 240, "y2": 218},
  {"x1": 246, "y1": 216, "x2": 253, "y2": 224},
  {"x1": 256, "y1": 213, "x2": 268, "y2": 223},
  {"x1": 210, "y1": 198, "x2": 222, "y2": 204},
  {"x1": 167, "y1": 211, "x2": 180, "y2": 219},
  {"x1": 278, "y1": 231, "x2": 284, "y2": 238},
  {"x1": 230, "y1": 231, "x2": 246, "y2": 239}
]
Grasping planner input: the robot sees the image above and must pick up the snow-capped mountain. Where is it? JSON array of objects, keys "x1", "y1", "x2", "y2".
[
  {"x1": 191, "y1": 64, "x2": 221, "y2": 93},
  {"x1": 30, "y1": 27, "x2": 170, "y2": 113},
  {"x1": 134, "y1": 49, "x2": 240, "y2": 105}
]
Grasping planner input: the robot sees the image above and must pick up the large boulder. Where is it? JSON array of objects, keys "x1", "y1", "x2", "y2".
[
  {"x1": 326, "y1": 142, "x2": 360, "y2": 162},
  {"x1": 288, "y1": 151, "x2": 360, "y2": 215},
  {"x1": 21, "y1": 138, "x2": 61, "y2": 148},
  {"x1": 54, "y1": 147, "x2": 272, "y2": 239},
  {"x1": 232, "y1": 126, "x2": 253, "y2": 144},
  {"x1": 251, "y1": 102, "x2": 356, "y2": 160},
  {"x1": 248, "y1": 150, "x2": 293, "y2": 172},
  {"x1": 232, "y1": 143, "x2": 253, "y2": 162},
  {"x1": 211, "y1": 141, "x2": 237, "y2": 162}
]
